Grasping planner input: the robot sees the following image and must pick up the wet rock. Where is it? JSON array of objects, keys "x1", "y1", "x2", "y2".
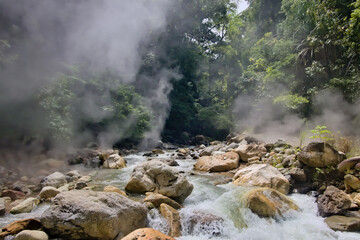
[
  {"x1": 1, "y1": 190, "x2": 25, "y2": 201},
  {"x1": 10, "y1": 197, "x2": 39, "y2": 214},
  {"x1": 244, "y1": 187, "x2": 299, "y2": 218},
  {"x1": 159, "y1": 203, "x2": 181, "y2": 237},
  {"x1": 0, "y1": 219, "x2": 42, "y2": 238},
  {"x1": 288, "y1": 168, "x2": 307, "y2": 182},
  {"x1": 233, "y1": 144, "x2": 267, "y2": 162},
  {"x1": 67, "y1": 148, "x2": 98, "y2": 165},
  {"x1": 185, "y1": 211, "x2": 224, "y2": 236},
  {"x1": 344, "y1": 174, "x2": 360, "y2": 191},
  {"x1": 103, "y1": 154, "x2": 126, "y2": 169},
  {"x1": 41, "y1": 190, "x2": 147, "y2": 240},
  {"x1": 233, "y1": 164, "x2": 290, "y2": 194},
  {"x1": 156, "y1": 159, "x2": 179, "y2": 167},
  {"x1": 143, "y1": 192, "x2": 181, "y2": 209},
  {"x1": 40, "y1": 172, "x2": 67, "y2": 188},
  {"x1": 103, "y1": 185, "x2": 127, "y2": 196},
  {"x1": 337, "y1": 156, "x2": 360, "y2": 172},
  {"x1": 38, "y1": 186, "x2": 61, "y2": 199},
  {"x1": 317, "y1": 186, "x2": 351, "y2": 217},
  {"x1": 298, "y1": 142, "x2": 343, "y2": 168},
  {"x1": 0, "y1": 197, "x2": 5, "y2": 216},
  {"x1": 325, "y1": 215, "x2": 360, "y2": 232},
  {"x1": 121, "y1": 228, "x2": 175, "y2": 240},
  {"x1": 14, "y1": 230, "x2": 48, "y2": 240},
  {"x1": 152, "y1": 149, "x2": 165, "y2": 155},
  {"x1": 125, "y1": 160, "x2": 193, "y2": 203},
  {"x1": 194, "y1": 152, "x2": 239, "y2": 172},
  {"x1": 75, "y1": 181, "x2": 87, "y2": 190}
]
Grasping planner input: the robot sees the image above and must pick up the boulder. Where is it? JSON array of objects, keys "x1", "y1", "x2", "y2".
[
  {"x1": 233, "y1": 164, "x2": 290, "y2": 194},
  {"x1": 38, "y1": 186, "x2": 61, "y2": 199},
  {"x1": 325, "y1": 215, "x2": 360, "y2": 232},
  {"x1": 103, "y1": 185, "x2": 127, "y2": 196},
  {"x1": 121, "y1": 228, "x2": 175, "y2": 240},
  {"x1": 353, "y1": 193, "x2": 360, "y2": 206},
  {"x1": 67, "y1": 148, "x2": 98, "y2": 165},
  {"x1": 233, "y1": 144, "x2": 267, "y2": 162},
  {"x1": 288, "y1": 168, "x2": 307, "y2": 182},
  {"x1": 40, "y1": 190, "x2": 147, "y2": 240},
  {"x1": 338, "y1": 156, "x2": 360, "y2": 172},
  {"x1": 125, "y1": 160, "x2": 193, "y2": 203},
  {"x1": 103, "y1": 154, "x2": 126, "y2": 169},
  {"x1": 1, "y1": 189, "x2": 25, "y2": 201},
  {"x1": 317, "y1": 186, "x2": 351, "y2": 217},
  {"x1": 159, "y1": 203, "x2": 181, "y2": 237},
  {"x1": 298, "y1": 142, "x2": 342, "y2": 167},
  {"x1": 244, "y1": 187, "x2": 299, "y2": 218},
  {"x1": 194, "y1": 152, "x2": 239, "y2": 172},
  {"x1": 65, "y1": 170, "x2": 81, "y2": 182},
  {"x1": 0, "y1": 197, "x2": 5, "y2": 216},
  {"x1": 40, "y1": 172, "x2": 67, "y2": 188},
  {"x1": 14, "y1": 230, "x2": 48, "y2": 240},
  {"x1": 143, "y1": 192, "x2": 181, "y2": 209},
  {"x1": 10, "y1": 197, "x2": 39, "y2": 214},
  {"x1": 344, "y1": 174, "x2": 360, "y2": 191},
  {"x1": 185, "y1": 211, "x2": 224, "y2": 236},
  {"x1": 0, "y1": 219, "x2": 42, "y2": 238},
  {"x1": 200, "y1": 145, "x2": 224, "y2": 157}
]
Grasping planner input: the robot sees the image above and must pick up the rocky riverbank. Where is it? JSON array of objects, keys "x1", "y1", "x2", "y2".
[{"x1": 1, "y1": 134, "x2": 360, "y2": 239}]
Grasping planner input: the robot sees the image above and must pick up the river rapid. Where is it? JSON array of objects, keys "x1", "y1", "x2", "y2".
[{"x1": 1, "y1": 151, "x2": 360, "y2": 240}]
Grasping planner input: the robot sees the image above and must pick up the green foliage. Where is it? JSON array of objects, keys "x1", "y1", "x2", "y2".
[
  {"x1": 273, "y1": 94, "x2": 309, "y2": 110},
  {"x1": 309, "y1": 125, "x2": 334, "y2": 142}
]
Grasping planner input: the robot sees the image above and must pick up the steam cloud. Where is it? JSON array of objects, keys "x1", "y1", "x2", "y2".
[{"x1": 0, "y1": 0, "x2": 175, "y2": 149}]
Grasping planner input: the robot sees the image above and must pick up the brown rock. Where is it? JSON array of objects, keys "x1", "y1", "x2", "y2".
[
  {"x1": 159, "y1": 203, "x2": 181, "y2": 237},
  {"x1": 244, "y1": 187, "x2": 299, "y2": 218},
  {"x1": 0, "y1": 219, "x2": 42, "y2": 238},
  {"x1": 233, "y1": 144, "x2": 267, "y2": 162},
  {"x1": 299, "y1": 142, "x2": 342, "y2": 167},
  {"x1": 338, "y1": 156, "x2": 360, "y2": 172},
  {"x1": 103, "y1": 185, "x2": 127, "y2": 196},
  {"x1": 1, "y1": 189, "x2": 26, "y2": 201},
  {"x1": 288, "y1": 168, "x2": 307, "y2": 182},
  {"x1": 325, "y1": 215, "x2": 360, "y2": 232},
  {"x1": 194, "y1": 152, "x2": 239, "y2": 172},
  {"x1": 103, "y1": 154, "x2": 126, "y2": 169},
  {"x1": 317, "y1": 186, "x2": 351, "y2": 217},
  {"x1": 143, "y1": 192, "x2": 181, "y2": 209},
  {"x1": 121, "y1": 228, "x2": 175, "y2": 240},
  {"x1": 344, "y1": 174, "x2": 360, "y2": 191}
]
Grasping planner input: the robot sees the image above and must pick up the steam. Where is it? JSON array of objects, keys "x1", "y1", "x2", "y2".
[{"x1": 0, "y1": 0, "x2": 175, "y2": 149}]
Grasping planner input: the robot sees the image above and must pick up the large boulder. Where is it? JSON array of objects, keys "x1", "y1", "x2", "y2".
[
  {"x1": 159, "y1": 203, "x2": 181, "y2": 237},
  {"x1": 102, "y1": 154, "x2": 126, "y2": 169},
  {"x1": 40, "y1": 172, "x2": 67, "y2": 188},
  {"x1": 338, "y1": 156, "x2": 360, "y2": 172},
  {"x1": 317, "y1": 186, "x2": 351, "y2": 217},
  {"x1": 14, "y1": 230, "x2": 48, "y2": 240},
  {"x1": 41, "y1": 190, "x2": 147, "y2": 240},
  {"x1": 125, "y1": 160, "x2": 193, "y2": 203},
  {"x1": 325, "y1": 215, "x2": 360, "y2": 232},
  {"x1": 194, "y1": 152, "x2": 239, "y2": 172},
  {"x1": 233, "y1": 164, "x2": 290, "y2": 194},
  {"x1": 298, "y1": 142, "x2": 343, "y2": 167},
  {"x1": 233, "y1": 144, "x2": 267, "y2": 162},
  {"x1": 122, "y1": 228, "x2": 175, "y2": 240},
  {"x1": 244, "y1": 187, "x2": 299, "y2": 218},
  {"x1": 184, "y1": 211, "x2": 224, "y2": 236}
]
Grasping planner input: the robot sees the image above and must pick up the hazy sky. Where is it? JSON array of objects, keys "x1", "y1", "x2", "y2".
[{"x1": 236, "y1": 0, "x2": 249, "y2": 13}]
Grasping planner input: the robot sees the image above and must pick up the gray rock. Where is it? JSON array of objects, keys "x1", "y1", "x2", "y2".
[
  {"x1": 14, "y1": 230, "x2": 48, "y2": 240},
  {"x1": 10, "y1": 197, "x2": 39, "y2": 214},
  {"x1": 40, "y1": 172, "x2": 67, "y2": 188},
  {"x1": 288, "y1": 168, "x2": 307, "y2": 182},
  {"x1": 299, "y1": 142, "x2": 343, "y2": 167},
  {"x1": 317, "y1": 186, "x2": 351, "y2": 217},
  {"x1": 39, "y1": 187, "x2": 61, "y2": 199},
  {"x1": 41, "y1": 190, "x2": 147, "y2": 240},
  {"x1": 325, "y1": 215, "x2": 360, "y2": 232}
]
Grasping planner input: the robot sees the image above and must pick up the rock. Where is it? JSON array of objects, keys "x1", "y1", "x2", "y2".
[
  {"x1": 41, "y1": 190, "x2": 147, "y2": 240},
  {"x1": 317, "y1": 186, "x2": 352, "y2": 217},
  {"x1": 244, "y1": 187, "x2": 299, "y2": 218},
  {"x1": 78, "y1": 175, "x2": 91, "y2": 183},
  {"x1": 325, "y1": 215, "x2": 360, "y2": 232},
  {"x1": 75, "y1": 181, "x2": 87, "y2": 190},
  {"x1": 194, "y1": 152, "x2": 239, "y2": 172},
  {"x1": 233, "y1": 164, "x2": 290, "y2": 194},
  {"x1": 58, "y1": 184, "x2": 69, "y2": 192},
  {"x1": 353, "y1": 193, "x2": 360, "y2": 206},
  {"x1": 67, "y1": 148, "x2": 98, "y2": 165},
  {"x1": 0, "y1": 197, "x2": 5, "y2": 216},
  {"x1": 84, "y1": 157, "x2": 101, "y2": 168},
  {"x1": 186, "y1": 211, "x2": 224, "y2": 236},
  {"x1": 14, "y1": 230, "x2": 48, "y2": 240},
  {"x1": 227, "y1": 133, "x2": 262, "y2": 144},
  {"x1": 121, "y1": 228, "x2": 175, "y2": 240},
  {"x1": 65, "y1": 170, "x2": 81, "y2": 182},
  {"x1": 152, "y1": 149, "x2": 165, "y2": 155},
  {"x1": 233, "y1": 144, "x2": 267, "y2": 162},
  {"x1": 159, "y1": 203, "x2": 181, "y2": 237},
  {"x1": 10, "y1": 197, "x2": 39, "y2": 214},
  {"x1": 38, "y1": 186, "x2": 61, "y2": 199},
  {"x1": 103, "y1": 185, "x2": 127, "y2": 196},
  {"x1": 103, "y1": 154, "x2": 126, "y2": 169},
  {"x1": 40, "y1": 172, "x2": 67, "y2": 188},
  {"x1": 344, "y1": 174, "x2": 360, "y2": 191},
  {"x1": 200, "y1": 145, "x2": 224, "y2": 157},
  {"x1": 143, "y1": 192, "x2": 181, "y2": 209},
  {"x1": 288, "y1": 168, "x2": 307, "y2": 182},
  {"x1": 125, "y1": 160, "x2": 193, "y2": 203},
  {"x1": 0, "y1": 219, "x2": 42, "y2": 238},
  {"x1": 11, "y1": 181, "x2": 32, "y2": 195},
  {"x1": 1, "y1": 190, "x2": 25, "y2": 201},
  {"x1": 338, "y1": 156, "x2": 360, "y2": 172},
  {"x1": 156, "y1": 159, "x2": 179, "y2": 167},
  {"x1": 298, "y1": 142, "x2": 342, "y2": 168}
]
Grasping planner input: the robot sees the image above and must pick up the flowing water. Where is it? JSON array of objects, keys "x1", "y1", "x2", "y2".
[{"x1": 1, "y1": 151, "x2": 360, "y2": 240}]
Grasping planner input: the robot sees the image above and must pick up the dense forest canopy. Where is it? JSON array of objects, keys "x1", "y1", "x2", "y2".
[{"x1": 0, "y1": 0, "x2": 359, "y2": 150}]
